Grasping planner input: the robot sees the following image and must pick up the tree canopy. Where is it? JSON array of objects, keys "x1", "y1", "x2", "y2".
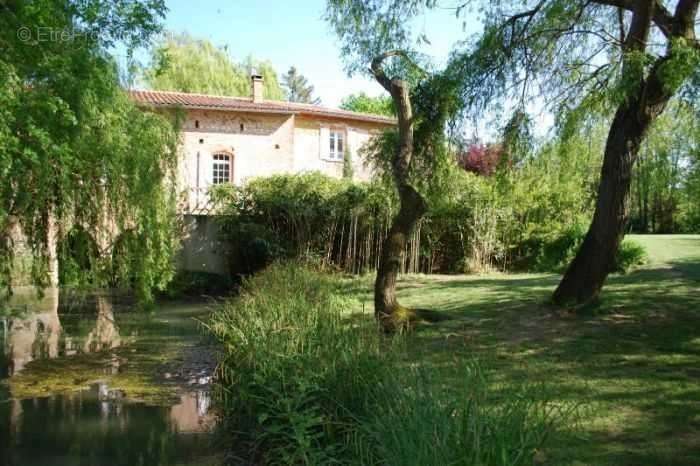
[
  {"x1": 143, "y1": 32, "x2": 285, "y2": 100},
  {"x1": 282, "y1": 66, "x2": 321, "y2": 104},
  {"x1": 327, "y1": 0, "x2": 700, "y2": 306},
  {"x1": 1, "y1": 0, "x2": 180, "y2": 302},
  {"x1": 340, "y1": 92, "x2": 396, "y2": 116}
]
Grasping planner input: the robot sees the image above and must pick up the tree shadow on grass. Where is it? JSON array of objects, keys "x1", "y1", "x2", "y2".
[{"x1": 380, "y1": 260, "x2": 700, "y2": 465}]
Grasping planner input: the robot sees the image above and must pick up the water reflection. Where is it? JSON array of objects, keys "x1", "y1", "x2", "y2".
[
  {"x1": 0, "y1": 383, "x2": 215, "y2": 466},
  {"x1": 170, "y1": 390, "x2": 214, "y2": 433},
  {"x1": 0, "y1": 290, "x2": 217, "y2": 466},
  {"x1": 1, "y1": 289, "x2": 129, "y2": 376},
  {"x1": 83, "y1": 296, "x2": 122, "y2": 353},
  {"x1": 2, "y1": 288, "x2": 61, "y2": 376}
]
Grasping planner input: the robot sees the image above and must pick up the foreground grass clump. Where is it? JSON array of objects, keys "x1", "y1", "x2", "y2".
[{"x1": 208, "y1": 263, "x2": 565, "y2": 465}]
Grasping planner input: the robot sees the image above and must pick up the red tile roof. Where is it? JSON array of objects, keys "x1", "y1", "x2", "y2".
[{"x1": 128, "y1": 89, "x2": 396, "y2": 126}]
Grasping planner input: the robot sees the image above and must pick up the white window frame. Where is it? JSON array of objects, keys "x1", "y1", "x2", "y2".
[
  {"x1": 211, "y1": 153, "x2": 232, "y2": 185},
  {"x1": 328, "y1": 129, "x2": 345, "y2": 161}
]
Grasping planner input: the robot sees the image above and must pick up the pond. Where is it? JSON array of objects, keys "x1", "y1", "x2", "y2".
[{"x1": 0, "y1": 288, "x2": 222, "y2": 466}]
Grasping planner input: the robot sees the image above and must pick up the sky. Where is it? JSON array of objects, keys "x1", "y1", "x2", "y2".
[{"x1": 122, "y1": 0, "x2": 481, "y2": 108}]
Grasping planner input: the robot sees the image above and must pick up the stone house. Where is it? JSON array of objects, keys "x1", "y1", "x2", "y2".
[{"x1": 130, "y1": 75, "x2": 395, "y2": 275}]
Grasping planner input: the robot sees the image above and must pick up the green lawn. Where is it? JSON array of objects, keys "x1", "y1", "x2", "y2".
[{"x1": 345, "y1": 235, "x2": 700, "y2": 465}]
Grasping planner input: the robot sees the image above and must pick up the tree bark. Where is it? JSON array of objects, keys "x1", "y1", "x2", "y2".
[
  {"x1": 370, "y1": 51, "x2": 428, "y2": 331},
  {"x1": 374, "y1": 185, "x2": 426, "y2": 320},
  {"x1": 553, "y1": 0, "x2": 699, "y2": 306},
  {"x1": 552, "y1": 95, "x2": 654, "y2": 305}
]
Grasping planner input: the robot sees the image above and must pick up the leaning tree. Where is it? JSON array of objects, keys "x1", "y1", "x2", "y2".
[
  {"x1": 327, "y1": 1, "x2": 459, "y2": 331},
  {"x1": 329, "y1": 0, "x2": 700, "y2": 308},
  {"x1": 446, "y1": 0, "x2": 700, "y2": 306}
]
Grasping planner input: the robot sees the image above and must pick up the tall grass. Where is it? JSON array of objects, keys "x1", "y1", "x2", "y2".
[{"x1": 208, "y1": 263, "x2": 568, "y2": 465}]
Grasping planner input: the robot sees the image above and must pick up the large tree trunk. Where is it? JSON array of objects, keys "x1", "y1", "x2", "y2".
[
  {"x1": 553, "y1": 98, "x2": 652, "y2": 305},
  {"x1": 553, "y1": 0, "x2": 697, "y2": 306},
  {"x1": 370, "y1": 51, "x2": 428, "y2": 331}
]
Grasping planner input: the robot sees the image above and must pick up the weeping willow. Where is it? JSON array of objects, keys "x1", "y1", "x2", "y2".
[{"x1": 1, "y1": 1, "x2": 180, "y2": 304}]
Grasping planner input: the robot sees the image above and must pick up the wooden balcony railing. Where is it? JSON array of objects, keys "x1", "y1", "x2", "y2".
[{"x1": 180, "y1": 187, "x2": 217, "y2": 215}]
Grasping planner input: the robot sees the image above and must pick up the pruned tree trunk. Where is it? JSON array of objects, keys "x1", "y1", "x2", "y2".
[
  {"x1": 374, "y1": 185, "x2": 426, "y2": 323},
  {"x1": 370, "y1": 51, "x2": 428, "y2": 331},
  {"x1": 553, "y1": 0, "x2": 698, "y2": 306}
]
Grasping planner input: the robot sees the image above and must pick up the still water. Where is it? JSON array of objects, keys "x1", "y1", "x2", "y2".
[{"x1": 0, "y1": 288, "x2": 221, "y2": 466}]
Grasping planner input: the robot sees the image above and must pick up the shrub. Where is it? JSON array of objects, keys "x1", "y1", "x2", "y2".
[
  {"x1": 612, "y1": 239, "x2": 648, "y2": 274},
  {"x1": 208, "y1": 262, "x2": 383, "y2": 463},
  {"x1": 212, "y1": 173, "x2": 399, "y2": 275},
  {"x1": 519, "y1": 225, "x2": 647, "y2": 273},
  {"x1": 211, "y1": 162, "x2": 598, "y2": 277},
  {"x1": 208, "y1": 263, "x2": 568, "y2": 465},
  {"x1": 160, "y1": 270, "x2": 234, "y2": 299},
  {"x1": 521, "y1": 225, "x2": 587, "y2": 273},
  {"x1": 518, "y1": 228, "x2": 648, "y2": 274}
]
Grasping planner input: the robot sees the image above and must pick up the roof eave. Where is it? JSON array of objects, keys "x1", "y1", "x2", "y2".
[
  {"x1": 134, "y1": 100, "x2": 396, "y2": 126},
  {"x1": 135, "y1": 102, "x2": 296, "y2": 116},
  {"x1": 296, "y1": 111, "x2": 396, "y2": 126}
]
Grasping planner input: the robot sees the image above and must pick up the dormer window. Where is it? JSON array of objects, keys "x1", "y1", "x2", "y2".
[
  {"x1": 329, "y1": 130, "x2": 344, "y2": 160},
  {"x1": 212, "y1": 153, "x2": 231, "y2": 184}
]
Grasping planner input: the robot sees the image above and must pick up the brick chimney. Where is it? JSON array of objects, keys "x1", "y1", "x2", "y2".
[{"x1": 251, "y1": 73, "x2": 264, "y2": 103}]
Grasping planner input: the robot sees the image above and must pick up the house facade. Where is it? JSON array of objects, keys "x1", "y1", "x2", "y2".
[{"x1": 130, "y1": 75, "x2": 395, "y2": 275}]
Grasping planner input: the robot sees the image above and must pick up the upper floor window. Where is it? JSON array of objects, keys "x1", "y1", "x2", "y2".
[
  {"x1": 329, "y1": 130, "x2": 345, "y2": 160},
  {"x1": 212, "y1": 153, "x2": 231, "y2": 184}
]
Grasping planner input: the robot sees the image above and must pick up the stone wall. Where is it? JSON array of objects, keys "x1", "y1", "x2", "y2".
[{"x1": 178, "y1": 215, "x2": 229, "y2": 275}]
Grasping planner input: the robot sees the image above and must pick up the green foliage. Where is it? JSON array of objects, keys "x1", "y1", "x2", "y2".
[
  {"x1": 143, "y1": 31, "x2": 284, "y2": 100},
  {"x1": 211, "y1": 173, "x2": 398, "y2": 275},
  {"x1": 160, "y1": 270, "x2": 233, "y2": 299},
  {"x1": 342, "y1": 147, "x2": 354, "y2": 179},
  {"x1": 243, "y1": 56, "x2": 285, "y2": 101},
  {"x1": 521, "y1": 227, "x2": 647, "y2": 275},
  {"x1": 632, "y1": 102, "x2": 700, "y2": 234},
  {"x1": 520, "y1": 225, "x2": 588, "y2": 274},
  {"x1": 0, "y1": 1, "x2": 180, "y2": 302},
  {"x1": 58, "y1": 228, "x2": 98, "y2": 287},
  {"x1": 208, "y1": 262, "x2": 565, "y2": 465},
  {"x1": 143, "y1": 31, "x2": 248, "y2": 95},
  {"x1": 325, "y1": 0, "x2": 437, "y2": 77},
  {"x1": 282, "y1": 66, "x2": 321, "y2": 104},
  {"x1": 340, "y1": 92, "x2": 396, "y2": 116},
  {"x1": 613, "y1": 240, "x2": 648, "y2": 274},
  {"x1": 212, "y1": 122, "x2": 605, "y2": 275},
  {"x1": 209, "y1": 263, "x2": 380, "y2": 462},
  {"x1": 682, "y1": 153, "x2": 700, "y2": 231}
]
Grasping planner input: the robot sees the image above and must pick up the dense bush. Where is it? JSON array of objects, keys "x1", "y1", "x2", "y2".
[
  {"x1": 212, "y1": 162, "x2": 595, "y2": 276},
  {"x1": 212, "y1": 173, "x2": 398, "y2": 275},
  {"x1": 208, "y1": 263, "x2": 567, "y2": 465},
  {"x1": 160, "y1": 270, "x2": 234, "y2": 299},
  {"x1": 518, "y1": 226, "x2": 647, "y2": 274},
  {"x1": 516, "y1": 225, "x2": 588, "y2": 273},
  {"x1": 209, "y1": 121, "x2": 659, "y2": 277},
  {"x1": 613, "y1": 240, "x2": 648, "y2": 274}
]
